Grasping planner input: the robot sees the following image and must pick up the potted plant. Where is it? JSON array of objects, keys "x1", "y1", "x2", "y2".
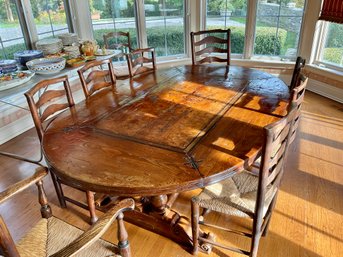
[{"x1": 220, "y1": 1, "x2": 234, "y2": 17}]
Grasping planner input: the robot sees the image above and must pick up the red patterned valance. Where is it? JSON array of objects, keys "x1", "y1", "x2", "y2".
[{"x1": 319, "y1": 0, "x2": 343, "y2": 24}]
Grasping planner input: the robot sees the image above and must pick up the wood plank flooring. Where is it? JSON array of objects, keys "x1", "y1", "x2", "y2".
[{"x1": 0, "y1": 91, "x2": 342, "y2": 257}]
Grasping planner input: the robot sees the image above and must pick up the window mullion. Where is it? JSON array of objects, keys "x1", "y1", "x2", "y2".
[
  {"x1": 244, "y1": 0, "x2": 257, "y2": 59},
  {"x1": 135, "y1": 0, "x2": 147, "y2": 49},
  {"x1": 184, "y1": 0, "x2": 194, "y2": 58},
  {"x1": 16, "y1": 0, "x2": 38, "y2": 49},
  {"x1": 316, "y1": 22, "x2": 329, "y2": 63},
  {"x1": 70, "y1": 0, "x2": 93, "y2": 40},
  {"x1": 63, "y1": 0, "x2": 75, "y2": 33}
]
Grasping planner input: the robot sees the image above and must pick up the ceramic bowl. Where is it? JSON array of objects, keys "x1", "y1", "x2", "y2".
[
  {"x1": 26, "y1": 57, "x2": 66, "y2": 75},
  {"x1": 14, "y1": 50, "x2": 44, "y2": 68}
]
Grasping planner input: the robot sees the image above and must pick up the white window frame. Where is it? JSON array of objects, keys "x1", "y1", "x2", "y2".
[
  {"x1": 0, "y1": 0, "x2": 73, "y2": 56},
  {"x1": 313, "y1": 21, "x2": 343, "y2": 72},
  {"x1": 202, "y1": 0, "x2": 306, "y2": 61}
]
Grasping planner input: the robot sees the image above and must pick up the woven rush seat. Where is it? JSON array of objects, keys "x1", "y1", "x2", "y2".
[
  {"x1": 16, "y1": 217, "x2": 120, "y2": 257},
  {"x1": 113, "y1": 65, "x2": 130, "y2": 79},
  {"x1": 193, "y1": 171, "x2": 277, "y2": 218}
]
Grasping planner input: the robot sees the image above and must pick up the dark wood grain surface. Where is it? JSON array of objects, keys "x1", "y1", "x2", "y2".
[{"x1": 42, "y1": 65, "x2": 289, "y2": 196}]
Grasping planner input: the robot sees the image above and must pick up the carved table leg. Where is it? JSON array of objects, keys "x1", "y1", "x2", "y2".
[{"x1": 150, "y1": 195, "x2": 168, "y2": 215}]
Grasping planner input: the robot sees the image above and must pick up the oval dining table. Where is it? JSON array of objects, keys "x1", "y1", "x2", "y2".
[{"x1": 42, "y1": 64, "x2": 290, "y2": 251}]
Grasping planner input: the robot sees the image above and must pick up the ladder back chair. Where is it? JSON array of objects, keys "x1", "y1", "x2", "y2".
[
  {"x1": 24, "y1": 75, "x2": 98, "y2": 224},
  {"x1": 289, "y1": 73, "x2": 308, "y2": 144},
  {"x1": 191, "y1": 105, "x2": 296, "y2": 257},
  {"x1": 190, "y1": 29, "x2": 231, "y2": 65},
  {"x1": 289, "y1": 56, "x2": 306, "y2": 91},
  {"x1": 0, "y1": 152, "x2": 134, "y2": 257},
  {"x1": 103, "y1": 31, "x2": 133, "y2": 59},
  {"x1": 78, "y1": 59, "x2": 117, "y2": 98},
  {"x1": 127, "y1": 48, "x2": 156, "y2": 77},
  {"x1": 103, "y1": 31, "x2": 133, "y2": 80}
]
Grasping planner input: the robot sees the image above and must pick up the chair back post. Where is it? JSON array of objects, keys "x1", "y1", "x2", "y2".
[
  {"x1": 25, "y1": 75, "x2": 75, "y2": 142},
  {"x1": 190, "y1": 31, "x2": 195, "y2": 65},
  {"x1": 226, "y1": 29, "x2": 231, "y2": 66},
  {"x1": 127, "y1": 53, "x2": 133, "y2": 78},
  {"x1": 77, "y1": 59, "x2": 117, "y2": 98},
  {"x1": 290, "y1": 56, "x2": 306, "y2": 91},
  {"x1": 151, "y1": 49, "x2": 156, "y2": 71}
]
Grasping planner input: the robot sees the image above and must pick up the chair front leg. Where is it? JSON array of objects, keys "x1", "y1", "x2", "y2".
[
  {"x1": 86, "y1": 191, "x2": 98, "y2": 224},
  {"x1": 36, "y1": 180, "x2": 52, "y2": 218},
  {"x1": 117, "y1": 212, "x2": 131, "y2": 257},
  {"x1": 191, "y1": 200, "x2": 200, "y2": 255}
]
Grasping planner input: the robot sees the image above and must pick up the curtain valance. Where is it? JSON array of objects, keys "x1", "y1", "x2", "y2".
[{"x1": 319, "y1": 0, "x2": 343, "y2": 24}]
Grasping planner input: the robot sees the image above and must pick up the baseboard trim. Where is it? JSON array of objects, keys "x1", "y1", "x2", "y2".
[{"x1": 307, "y1": 79, "x2": 343, "y2": 104}]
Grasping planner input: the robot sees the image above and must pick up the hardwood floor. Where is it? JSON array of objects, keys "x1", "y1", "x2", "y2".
[{"x1": 0, "y1": 91, "x2": 342, "y2": 257}]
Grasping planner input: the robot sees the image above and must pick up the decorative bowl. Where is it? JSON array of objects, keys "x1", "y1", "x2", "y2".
[
  {"x1": 26, "y1": 57, "x2": 66, "y2": 75},
  {"x1": 14, "y1": 50, "x2": 44, "y2": 68}
]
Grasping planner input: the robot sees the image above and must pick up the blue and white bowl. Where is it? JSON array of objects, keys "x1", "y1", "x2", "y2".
[
  {"x1": 14, "y1": 50, "x2": 44, "y2": 68},
  {"x1": 26, "y1": 57, "x2": 66, "y2": 75}
]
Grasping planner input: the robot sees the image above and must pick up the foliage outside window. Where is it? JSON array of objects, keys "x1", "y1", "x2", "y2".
[
  {"x1": 30, "y1": 0, "x2": 69, "y2": 39},
  {"x1": 145, "y1": 0, "x2": 185, "y2": 57},
  {"x1": 90, "y1": 0, "x2": 138, "y2": 50},
  {"x1": 0, "y1": 0, "x2": 26, "y2": 59},
  {"x1": 206, "y1": 0, "x2": 247, "y2": 55},
  {"x1": 254, "y1": 0, "x2": 305, "y2": 59},
  {"x1": 320, "y1": 22, "x2": 343, "y2": 68}
]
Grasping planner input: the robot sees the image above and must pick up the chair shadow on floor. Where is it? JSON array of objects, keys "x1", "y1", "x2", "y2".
[{"x1": 211, "y1": 230, "x2": 323, "y2": 257}]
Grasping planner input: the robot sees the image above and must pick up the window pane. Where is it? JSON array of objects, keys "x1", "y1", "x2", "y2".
[
  {"x1": 30, "y1": 0, "x2": 69, "y2": 39},
  {"x1": 321, "y1": 23, "x2": 343, "y2": 67},
  {"x1": 254, "y1": 0, "x2": 305, "y2": 59},
  {"x1": 91, "y1": 0, "x2": 138, "y2": 49},
  {"x1": 206, "y1": 0, "x2": 247, "y2": 54},
  {"x1": 0, "y1": 0, "x2": 26, "y2": 59},
  {"x1": 145, "y1": 0, "x2": 185, "y2": 57}
]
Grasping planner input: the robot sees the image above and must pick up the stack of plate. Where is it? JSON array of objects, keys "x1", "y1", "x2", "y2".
[
  {"x1": 63, "y1": 46, "x2": 80, "y2": 58},
  {"x1": 0, "y1": 60, "x2": 18, "y2": 73},
  {"x1": 36, "y1": 38, "x2": 63, "y2": 55},
  {"x1": 58, "y1": 33, "x2": 78, "y2": 46}
]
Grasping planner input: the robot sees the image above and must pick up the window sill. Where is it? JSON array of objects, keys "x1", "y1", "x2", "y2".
[
  {"x1": 156, "y1": 56, "x2": 296, "y2": 71},
  {"x1": 307, "y1": 64, "x2": 343, "y2": 78},
  {"x1": 305, "y1": 64, "x2": 343, "y2": 88}
]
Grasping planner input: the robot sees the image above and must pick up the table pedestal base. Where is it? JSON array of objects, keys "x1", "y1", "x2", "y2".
[{"x1": 98, "y1": 194, "x2": 213, "y2": 254}]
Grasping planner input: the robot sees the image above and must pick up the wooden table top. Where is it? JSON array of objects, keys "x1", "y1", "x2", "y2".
[{"x1": 42, "y1": 65, "x2": 289, "y2": 196}]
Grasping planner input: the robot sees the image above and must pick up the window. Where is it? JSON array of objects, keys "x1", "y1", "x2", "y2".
[
  {"x1": 254, "y1": 0, "x2": 305, "y2": 60},
  {"x1": 90, "y1": 0, "x2": 138, "y2": 49},
  {"x1": 0, "y1": 0, "x2": 26, "y2": 59},
  {"x1": 145, "y1": 0, "x2": 185, "y2": 57},
  {"x1": 206, "y1": 0, "x2": 248, "y2": 55},
  {"x1": 30, "y1": 0, "x2": 70, "y2": 39},
  {"x1": 318, "y1": 22, "x2": 343, "y2": 68}
]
